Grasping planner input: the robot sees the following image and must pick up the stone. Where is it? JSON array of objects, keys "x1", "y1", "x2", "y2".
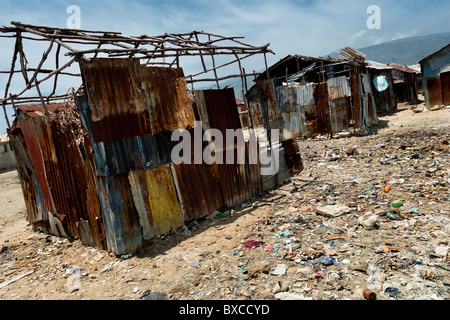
[{"x1": 316, "y1": 204, "x2": 351, "y2": 218}]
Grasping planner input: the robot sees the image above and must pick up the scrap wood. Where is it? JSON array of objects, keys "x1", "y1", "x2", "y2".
[
  {"x1": 0, "y1": 270, "x2": 34, "y2": 289},
  {"x1": 377, "y1": 245, "x2": 412, "y2": 253},
  {"x1": 324, "y1": 234, "x2": 347, "y2": 241}
]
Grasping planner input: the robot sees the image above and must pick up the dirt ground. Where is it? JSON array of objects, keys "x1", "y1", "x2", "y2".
[{"x1": 0, "y1": 102, "x2": 449, "y2": 300}]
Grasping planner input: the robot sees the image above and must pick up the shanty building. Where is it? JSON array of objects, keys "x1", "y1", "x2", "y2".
[
  {"x1": 387, "y1": 63, "x2": 420, "y2": 104},
  {"x1": 1, "y1": 22, "x2": 302, "y2": 255},
  {"x1": 419, "y1": 43, "x2": 450, "y2": 107},
  {"x1": 246, "y1": 48, "x2": 379, "y2": 140},
  {"x1": 365, "y1": 60, "x2": 397, "y2": 114}
]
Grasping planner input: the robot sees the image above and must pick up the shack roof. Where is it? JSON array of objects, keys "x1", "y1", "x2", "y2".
[
  {"x1": 256, "y1": 54, "x2": 348, "y2": 82},
  {"x1": 387, "y1": 63, "x2": 420, "y2": 74},
  {"x1": 418, "y1": 42, "x2": 450, "y2": 64},
  {"x1": 366, "y1": 60, "x2": 393, "y2": 70}
]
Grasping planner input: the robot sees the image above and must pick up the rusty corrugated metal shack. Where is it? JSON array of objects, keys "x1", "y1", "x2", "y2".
[
  {"x1": 419, "y1": 43, "x2": 450, "y2": 108},
  {"x1": 365, "y1": 60, "x2": 397, "y2": 114},
  {"x1": 246, "y1": 48, "x2": 379, "y2": 139},
  {"x1": 1, "y1": 22, "x2": 302, "y2": 255},
  {"x1": 387, "y1": 63, "x2": 420, "y2": 104}
]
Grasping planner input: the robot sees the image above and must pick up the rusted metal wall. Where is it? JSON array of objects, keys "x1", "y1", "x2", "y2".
[
  {"x1": 79, "y1": 59, "x2": 195, "y2": 143},
  {"x1": 276, "y1": 85, "x2": 308, "y2": 140},
  {"x1": 11, "y1": 60, "x2": 293, "y2": 255},
  {"x1": 10, "y1": 104, "x2": 107, "y2": 249},
  {"x1": 248, "y1": 68, "x2": 379, "y2": 138}
]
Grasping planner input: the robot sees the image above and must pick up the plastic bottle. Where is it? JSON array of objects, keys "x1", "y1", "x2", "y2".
[
  {"x1": 66, "y1": 266, "x2": 81, "y2": 292},
  {"x1": 366, "y1": 264, "x2": 382, "y2": 290},
  {"x1": 391, "y1": 200, "x2": 403, "y2": 208}
]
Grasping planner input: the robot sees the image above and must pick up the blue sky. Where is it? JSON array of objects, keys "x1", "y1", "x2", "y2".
[{"x1": 1, "y1": 0, "x2": 450, "y2": 133}]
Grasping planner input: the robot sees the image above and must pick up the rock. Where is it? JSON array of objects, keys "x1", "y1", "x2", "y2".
[
  {"x1": 435, "y1": 246, "x2": 448, "y2": 257},
  {"x1": 358, "y1": 214, "x2": 378, "y2": 230},
  {"x1": 430, "y1": 105, "x2": 441, "y2": 111},
  {"x1": 316, "y1": 204, "x2": 351, "y2": 218}
]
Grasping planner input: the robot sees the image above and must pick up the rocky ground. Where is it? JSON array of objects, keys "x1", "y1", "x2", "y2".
[{"x1": 0, "y1": 102, "x2": 449, "y2": 300}]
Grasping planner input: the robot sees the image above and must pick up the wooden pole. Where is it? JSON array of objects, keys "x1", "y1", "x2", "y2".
[
  {"x1": 2, "y1": 102, "x2": 11, "y2": 130},
  {"x1": 34, "y1": 79, "x2": 49, "y2": 116}
]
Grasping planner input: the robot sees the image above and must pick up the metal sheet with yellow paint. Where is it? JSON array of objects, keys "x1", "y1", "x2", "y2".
[{"x1": 144, "y1": 164, "x2": 184, "y2": 236}]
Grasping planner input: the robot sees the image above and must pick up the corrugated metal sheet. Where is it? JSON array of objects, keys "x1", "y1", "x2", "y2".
[
  {"x1": 9, "y1": 130, "x2": 47, "y2": 226},
  {"x1": 441, "y1": 72, "x2": 450, "y2": 105},
  {"x1": 10, "y1": 103, "x2": 107, "y2": 249},
  {"x1": 97, "y1": 173, "x2": 143, "y2": 254},
  {"x1": 195, "y1": 88, "x2": 260, "y2": 207},
  {"x1": 296, "y1": 83, "x2": 315, "y2": 106},
  {"x1": 366, "y1": 60, "x2": 393, "y2": 71},
  {"x1": 145, "y1": 164, "x2": 184, "y2": 236},
  {"x1": 329, "y1": 98, "x2": 350, "y2": 133},
  {"x1": 427, "y1": 77, "x2": 443, "y2": 106},
  {"x1": 171, "y1": 158, "x2": 224, "y2": 222},
  {"x1": 277, "y1": 85, "x2": 308, "y2": 139},
  {"x1": 313, "y1": 82, "x2": 332, "y2": 134},
  {"x1": 327, "y1": 76, "x2": 352, "y2": 101},
  {"x1": 142, "y1": 66, "x2": 196, "y2": 136},
  {"x1": 80, "y1": 58, "x2": 151, "y2": 142},
  {"x1": 80, "y1": 59, "x2": 195, "y2": 143},
  {"x1": 339, "y1": 47, "x2": 367, "y2": 63}
]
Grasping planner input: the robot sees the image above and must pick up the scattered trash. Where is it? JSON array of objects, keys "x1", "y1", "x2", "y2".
[
  {"x1": 363, "y1": 289, "x2": 377, "y2": 300},
  {"x1": 384, "y1": 183, "x2": 391, "y2": 193},
  {"x1": 219, "y1": 212, "x2": 227, "y2": 218},
  {"x1": 318, "y1": 256, "x2": 335, "y2": 266},
  {"x1": 275, "y1": 292, "x2": 313, "y2": 300},
  {"x1": 1, "y1": 242, "x2": 9, "y2": 253},
  {"x1": 358, "y1": 213, "x2": 379, "y2": 230},
  {"x1": 142, "y1": 292, "x2": 167, "y2": 300},
  {"x1": 270, "y1": 264, "x2": 287, "y2": 276},
  {"x1": 0, "y1": 270, "x2": 34, "y2": 289},
  {"x1": 245, "y1": 240, "x2": 264, "y2": 249},
  {"x1": 366, "y1": 265, "x2": 382, "y2": 291},
  {"x1": 121, "y1": 254, "x2": 133, "y2": 259},
  {"x1": 66, "y1": 266, "x2": 81, "y2": 293},
  {"x1": 385, "y1": 287, "x2": 402, "y2": 298},
  {"x1": 391, "y1": 200, "x2": 403, "y2": 208}
]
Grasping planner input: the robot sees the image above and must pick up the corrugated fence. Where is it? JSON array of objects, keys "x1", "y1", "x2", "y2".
[{"x1": 10, "y1": 58, "x2": 296, "y2": 254}]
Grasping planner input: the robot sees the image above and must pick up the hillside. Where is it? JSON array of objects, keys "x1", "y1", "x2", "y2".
[{"x1": 329, "y1": 32, "x2": 450, "y2": 65}]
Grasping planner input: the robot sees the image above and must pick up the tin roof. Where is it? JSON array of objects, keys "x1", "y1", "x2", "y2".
[
  {"x1": 418, "y1": 42, "x2": 450, "y2": 64},
  {"x1": 366, "y1": 60, "x2": 393, "y2": 70},
  {"x1": 387, "y1": 63, "x2": 420, "y2": 74}
]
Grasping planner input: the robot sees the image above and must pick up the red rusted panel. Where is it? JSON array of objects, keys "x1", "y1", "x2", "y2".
[
  {"x1": 12, "y1": 103, "x2": 107, "y2": 249},
  {"x1": 8, "y1": 129, "x2": 46, "y2": 227},
  {"x1": 18, "y1": 117, "x2": 54, "y2": 213},
  {"x1": 172, "y1": 161, "x2": 223, "y2": 221},
  {"x1": 313, "y1": 82, "x2": 331, "y2": 134},
  {"x1": 351, "y1": 71, "x2": 362, "y2": 128}
]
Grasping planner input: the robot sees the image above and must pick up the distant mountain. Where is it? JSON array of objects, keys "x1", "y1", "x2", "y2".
[{"x1": 329, "y1": 32, "x2": 450, "y2": 65}]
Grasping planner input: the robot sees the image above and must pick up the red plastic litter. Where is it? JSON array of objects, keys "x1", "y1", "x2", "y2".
[{"x1": 245, "y1": 240, "x2": 263, "y2": 249}]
